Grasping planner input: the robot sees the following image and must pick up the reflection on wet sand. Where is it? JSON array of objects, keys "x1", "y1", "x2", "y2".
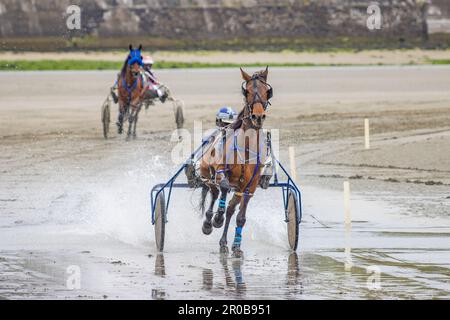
[
  {"x1": 200, "y1": 254, "x2": 247, "y2": 297},
  {"x1": 202, "y1": 268, "x2": 213, "y2": 291},
  {"x1": 152, "y1": 253, "x2": 166, "y2": 300},
  {"x1": 152, "y1": 250, "x2": 449, "y2": 300},
  {"x1": 198, "y1": 253, "x2": 305, "y2": 299},
  {"x1": 155, "y1": 253, "x2": 165, "y2": 277},
  {"x1": 286, "y1": 252, "x2": 304, "y2": 297},
  {"x1": 221, "y1": 254, "x2": 246, "y2": 295}
]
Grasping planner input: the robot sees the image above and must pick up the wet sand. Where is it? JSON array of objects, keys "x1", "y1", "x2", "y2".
[{"x1": 0, "y1": 67, "x2": 449, "y2": 299}]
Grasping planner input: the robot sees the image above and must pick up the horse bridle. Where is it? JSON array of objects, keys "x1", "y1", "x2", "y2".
[{"x1": 241, "y1": 75, "x2": 273, "y2": 114}]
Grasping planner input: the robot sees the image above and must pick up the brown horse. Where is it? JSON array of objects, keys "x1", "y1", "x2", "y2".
[
  {"x1": 117, "y1": 45, "x2": 146, "y2": 139},
  {"x1": 199, "y1": 67, "x2": 273, "y2": 257}
]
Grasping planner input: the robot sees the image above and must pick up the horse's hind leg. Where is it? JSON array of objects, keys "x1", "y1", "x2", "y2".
[
  {"x1": 127, "y1": 108, "x2": 135, "y2": 140},
  {"x1": 116, "y1": 104, "x2": 125, "y2": 134},
  {"x1": 219, "y1": 194, "x2": 241, "y2": 254},
  {"x1": 213, "y1": 178, "x2": 231, "y2": 228},
  {"x1": 132, "y1": 109, "x2": 139, "y2": 139},
  {"x1": 202, "y1": 185, "x2": 219, "y2": 235}
]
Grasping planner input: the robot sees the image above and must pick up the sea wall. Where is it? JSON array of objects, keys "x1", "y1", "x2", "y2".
[{"x1": 0, "y1": 0, "x2": 426, "y2": 39}]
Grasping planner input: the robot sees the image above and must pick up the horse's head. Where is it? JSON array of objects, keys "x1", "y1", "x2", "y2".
[
  {"x1": 127, "y1": 44, "x2": 143, "y2": 77},
  {"x1": 240, "y1": 67, "x2": 273, "y2": 129}
]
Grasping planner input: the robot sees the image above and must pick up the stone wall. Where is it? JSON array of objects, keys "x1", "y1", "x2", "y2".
[
  {"x1": 0, "y1": 0, "x2": 427, "y2": 39},
  {"x1": 428, "y1": 0, "x2": 450, "y2": 33}
]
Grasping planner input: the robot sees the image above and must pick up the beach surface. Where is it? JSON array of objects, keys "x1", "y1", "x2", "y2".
[{"x1": 0, "y1": 66, "x2": 449, "y2": 299}]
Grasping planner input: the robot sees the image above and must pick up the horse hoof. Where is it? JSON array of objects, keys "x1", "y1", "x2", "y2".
[
  {"x1": 202, "y1": 222, "x2": 213, "y2": 235},
  {"x1": 232, "y1": 249, "x2": 244, "y2": 259},
  {"x1": 220, "y1": 245, "x2": 229, "y2": 254},
  {"x1": 212, "y1": 214, "x2": 224, "y2": 228}
]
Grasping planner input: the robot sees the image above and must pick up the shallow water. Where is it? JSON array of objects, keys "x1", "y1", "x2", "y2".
[{"x1": 1, "y1": 163, "x2": 449, "y2": 299}]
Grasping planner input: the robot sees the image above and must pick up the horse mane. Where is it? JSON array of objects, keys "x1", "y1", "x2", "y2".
[
  {"x1": 120, "y1": 57, "x2": 129, "y2": 76},
  {"x1": 231, "y1": 108, "x2": 245, "y2": 130}
]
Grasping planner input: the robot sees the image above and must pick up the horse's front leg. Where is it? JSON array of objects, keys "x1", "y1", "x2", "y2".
[
  {"x1": 202, "y1": 185, "x2": 219, "y2": 235},
  {"x1": 126, "y1": 106, "x2": 136, "y2": 140},
  {"x1": 232, "y1": 195, "x2": 250, "y2": 258},
  {"x1": 213, "y1": 172, "x2": 231, "y2": 229},
  {"x1": 219, "y1": 194, "x2": 241, "y2": 254}
]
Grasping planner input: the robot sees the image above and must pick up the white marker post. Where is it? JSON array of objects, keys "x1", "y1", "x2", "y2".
[
  {"x1": 289, "y1": 146, "x2": 297, "y2": 183},
  {"x1": 364, "y1": 118, "x2": 370, "y2": 150},
  {"x1": 344, "y1": 181, "x2": 351, "y2": 225}
]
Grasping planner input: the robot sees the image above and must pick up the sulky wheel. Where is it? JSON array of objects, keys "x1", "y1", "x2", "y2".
[
  {"x1": 287, "y1": 190, "x2": 299, "y2": 251},
  {"x1": 154, "y1": 191, "x2": 166, "y2": 252},
  {"x1": 101, "y1": 98, "x2": 111, "y2": 139}
]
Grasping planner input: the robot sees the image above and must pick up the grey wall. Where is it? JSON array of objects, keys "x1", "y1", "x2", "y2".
[{"x1": 0, "y1": 0, "x2": 427, "y2": 39}]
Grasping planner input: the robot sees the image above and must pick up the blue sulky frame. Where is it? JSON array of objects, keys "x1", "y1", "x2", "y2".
[{"x1": 150, "y1": 134, "x2": 302, "y2": 226}]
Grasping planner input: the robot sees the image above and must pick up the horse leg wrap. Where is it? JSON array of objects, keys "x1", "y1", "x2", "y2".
[
  {"x1": 232, "y1": 227, "x2": 243, "y2": 248},
  {"x1": 218, "y1": 198, "x2": 226, "y2": 213}
]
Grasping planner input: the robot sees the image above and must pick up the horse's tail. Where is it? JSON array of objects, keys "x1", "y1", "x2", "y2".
[{"x1": 199, "y1": 184, "x2": 209, "y2": 217}]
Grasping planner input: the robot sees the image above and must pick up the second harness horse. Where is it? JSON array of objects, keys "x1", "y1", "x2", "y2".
[
  {"x1": 101, "y1": 45, "x2": 185, "y2": 140},
  {"x1": 117, "y1": 45, "x2": 145, "y2": 139}
]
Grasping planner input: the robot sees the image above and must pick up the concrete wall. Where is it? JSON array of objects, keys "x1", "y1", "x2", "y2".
[
  {"x1": 0, "y1": 0, "x2": 426, "y2": 39},
  {"x1": 428, "y1": 0, "x2": 450, "y2": 33}
]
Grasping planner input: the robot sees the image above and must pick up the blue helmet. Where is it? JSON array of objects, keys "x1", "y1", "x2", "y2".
[{"x1": 216, "y1": 107, "x2": 237, "y2": 126}]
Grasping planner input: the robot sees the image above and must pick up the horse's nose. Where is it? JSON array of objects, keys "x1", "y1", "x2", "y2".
[{"x1": 251, "y1": 114, "x2": 266, "y2": 125}]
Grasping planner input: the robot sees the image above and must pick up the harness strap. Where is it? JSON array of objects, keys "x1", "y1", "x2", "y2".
[
  {"x1": 122, "y1": 72, "x2": 140, "y2": 102},
  {"x1": 234, "y1": 191, "x2": 253, "y2": 198}
]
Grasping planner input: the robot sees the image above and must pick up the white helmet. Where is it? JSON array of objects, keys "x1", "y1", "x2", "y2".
[
  {"x1": 142, "y1": 55, "x2": 154, "y2": 65},
  {"x1": 216, "y1": 107, "x2": 237, "y2": 126}
]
